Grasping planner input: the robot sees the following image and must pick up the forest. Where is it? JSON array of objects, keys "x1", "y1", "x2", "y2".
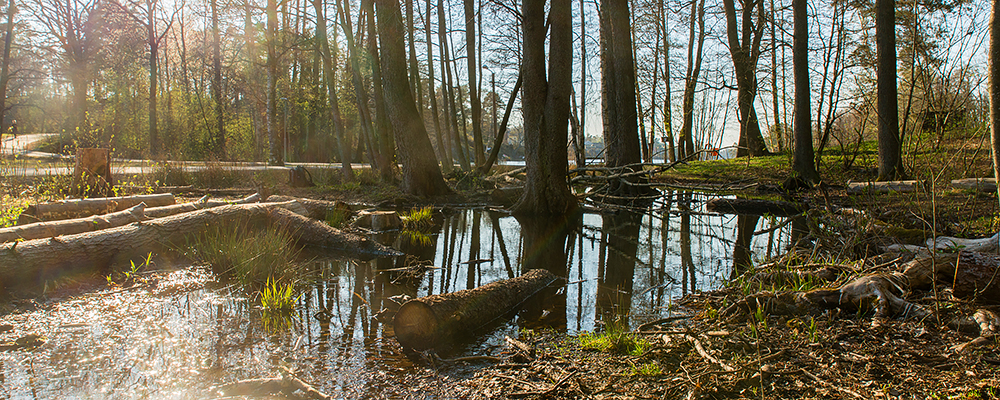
[{"x1": 0, "y1": 0, "x2": 998, "y2": 397}]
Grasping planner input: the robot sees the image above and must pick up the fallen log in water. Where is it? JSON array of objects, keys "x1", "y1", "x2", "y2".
[
  {"x1": 393, "y1": 269, "x2": 558, "y2": 350},
  {"x1": 18, "y1": 193, "x2": 176, "y2": 224},
  {"x1": 705, "y1": 198, "x2": 809, "y2": 217},
  {"x1": 0, "y1": 203, "x2": 398, "y2": 291}
]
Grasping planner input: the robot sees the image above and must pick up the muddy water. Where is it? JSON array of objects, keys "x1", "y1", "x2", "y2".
[{"x1": 0, "y1": 193, "x2": 791, "y2": 399}]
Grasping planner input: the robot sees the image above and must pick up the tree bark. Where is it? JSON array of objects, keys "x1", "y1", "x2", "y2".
[
  {"x1": 991, "y1": 0, "x2": 999, "y2": 205},
  {"x1": 0, "y1": 204, "x2": 398, "y2": 291},
  {"x1": 705, "y1": 197, "x2": 808, "y2": 217},
  {"x1": 463, "y1": 0, "x2": 484, "y2": 166},
  {"x1": 364, "y1": 0, "x2": 396, "y2": 180},
  {"x1": 600, "y1": 0, "x2": 641, "y2": 169},
  {"x1": 374, "y1": 0, "x2": 453, "y2": 197},
  {"x1": 267, "y1": 0, "x2": 283, "y2": 165},
  {"x1": 211, "y1": 0, "x2": 227, "y2": 160},
  {"x1": 512, "y1": 0, "x2": 578, "y2": 215},
  {"x1": 424, "y1": 0, "x2": 450, "y2": 173},
  {"x1": 876, "y1": 0, "x2": 901, "y2": 180},
  {"x1": 723, "y1": 0, "x2": 769, "y2": 157},
  {"x1": 0, "y1": 0, "x2": 15, "y2": 139},
  {"x1": 791, "y1": 0, "x2": 818, "y2": 183},
  {"x1": 393, "y1": 269, "x2": 557, "y2": 349},
  {"x1": 679, "y1": 0, "x2": 705, "y2": 160},
  {"x1": 315, "y1": 0, "x2": 354, "y2": 180}
]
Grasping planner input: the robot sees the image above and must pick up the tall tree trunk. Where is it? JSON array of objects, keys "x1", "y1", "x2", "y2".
[
  {"x1": 424, "y1": 0, "x2": 450, "y2": 172},
  {"x1": 438, "y1": 0, "x2": 469, "y2": 170},
  {"x1": 316, "y1": 0, "x2": 354, "y2": 179},
  {"x1": 512, "y1": 0, "x2": 577, "y2": 215},
  {"x1": 679, "y1": 0, "x2": 705, "y2": 160},
  {"x1": 991, "y1": 0, "x2": 999, "y2": 205},
  {"x1": 770, "y1": 0, "x2": 782, "y2": 152},
  {"x1": 148, "y1": 12, "x2": 159, "y2": 158},
  {"x1": 338, "y1": 0, "x2": 377, "y2": 167},
  {"x1": 723, "y1": 0, "x2": 769, "y2": 157},
  {"x1": 579, "y1": 0, "x2": 588, "y2": 165},
  {"x1": 364, "y1": 0, "x2": 396, "y2": 180},
  {"x1": 267, "y1": 0, "x2": 283, "y2": 165},
  {"x1": 876, "y1": 0, "x2": 901, "y2": 180},
  {"x1": 374, "y1": 0, "x2": 453, "y2": 197},
  {"x1": 600, "y1": 0, "x2": 641, "y2": 169},
  {"x1": 211, "y1": 0, "x2": 226, "y2": 160},
  {"x1": 406, "y1": 0, "x2": 421, "y2": 109},
  {"x1": 463, "y1": 0, "x2": 484, "y2": 166},
  {"x1": 0, "y1": 0, "x2": 15, "y2": 137},
  {"x1": 660, "y1": 0, "x2": 675, "y2": 162},
  {"x1": 791, "y1": 0, "x2": 818, "y2": 183}
]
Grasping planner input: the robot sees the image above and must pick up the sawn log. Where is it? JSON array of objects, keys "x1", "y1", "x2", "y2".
[
  {"x1": 0, "y1": 203, "x2": 399, "y2": 291},
  {"x1": 393, "y1": 269, "x2": 558, "y2": 350}
]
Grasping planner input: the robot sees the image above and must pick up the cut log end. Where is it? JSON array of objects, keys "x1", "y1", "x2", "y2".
[{"x1": 393, "y1": 301, "x2": 440, "y2": 350}]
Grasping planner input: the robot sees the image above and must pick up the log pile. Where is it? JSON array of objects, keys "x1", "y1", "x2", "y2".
[
  {"x1": 17, "y1": 193, "x2": 176, "y2": 224},
  {"x1": 0, "y1": 195, "x2": 399, "y2": 293}
]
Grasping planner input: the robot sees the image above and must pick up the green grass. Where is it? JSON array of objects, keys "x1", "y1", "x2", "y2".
[
  {"x1": 183, "y1": 219, "x2": 304, "y2": 288},
  {"x1": 629, "y1": 362, "x2": 663, "y2": 376},
  {"x1": 259, "y1": 277, "x2": 299, "y2": 313},
  {"x1": 578, "y1": 322, "x2": 650, "y2": 356},
  {"x1": 400, "y1": 206, "x2": 434, "y2": 230}
]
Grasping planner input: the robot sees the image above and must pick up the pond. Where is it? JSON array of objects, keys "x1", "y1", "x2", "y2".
[{"x1": 0, "y1": 192, "x2": 793, "y2": 399}]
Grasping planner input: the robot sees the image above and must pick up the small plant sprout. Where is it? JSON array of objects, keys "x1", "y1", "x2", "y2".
[
  {"x1": 400, "y1": 206, "x2": 434, "y2": 230},
  {"x1": 260, "y1": 277, "x2": 299, "y2": 314}
]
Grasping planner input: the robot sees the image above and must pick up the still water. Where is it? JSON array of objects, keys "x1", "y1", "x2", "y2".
[{"x1": 0, "y1": 193, "x2": 790, "y2": 399}]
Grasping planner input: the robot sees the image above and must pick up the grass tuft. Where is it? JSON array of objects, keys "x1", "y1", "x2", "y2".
[{"x1": 578, "y1": 320, "x2": 650, "y2": 356}]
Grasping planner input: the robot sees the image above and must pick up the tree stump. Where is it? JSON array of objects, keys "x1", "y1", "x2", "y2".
[{"x1": 74, "y1": 148, "x2": 114, "y2": 197}]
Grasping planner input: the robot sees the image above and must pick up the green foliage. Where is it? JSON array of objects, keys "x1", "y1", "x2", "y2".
[
  {"x1": 578, "y1": 320, "x2": 650, "y2": 356},
  {"x1": 400, "y1": 206, "x2": 434, "y2": 230},
  {"x1": 259, "y1": 277, "x2": 299, "y2": 313},
  {"x1": 629, "y1": 362, "x2": 662, "y2": 376}
]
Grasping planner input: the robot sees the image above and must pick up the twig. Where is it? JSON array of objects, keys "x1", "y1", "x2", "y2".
[
  {"x1": 799, "y1": 368, "x2": 865, "y2": 399},
  {"x1": 684, "y1": 334, "x2": 735, "y2": 372}
]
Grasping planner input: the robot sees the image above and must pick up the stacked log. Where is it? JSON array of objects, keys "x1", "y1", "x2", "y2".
[
  {"x1": 18, "y1": 193, "x2": 176, "y2": 224},
  {"x1": 0, "y1": 203, "x2": 399, "y2": 291}
]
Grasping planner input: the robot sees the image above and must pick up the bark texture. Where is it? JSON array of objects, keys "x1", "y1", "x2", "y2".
[
  {"x1": 393, "y1": 269, "x2": 558, "y2": 349},
  {"x1": 512, "y1": 0, "x2": 578, "y2": 215},
  {"x1": 374, "y1": 0, "x2": 452, "y2": 197},
  {"x1": 791, "y1": 0, "x2": 818, "y2": 183},
  {"x1": 876, "y1": 0, "x2": 901, "y2": 180},
  {"x1": 600, "y1": 0, "x2": 641, "y2": 168},
  {"x1": 722, "y1": 0, "x2": 769, "y2": 156}
]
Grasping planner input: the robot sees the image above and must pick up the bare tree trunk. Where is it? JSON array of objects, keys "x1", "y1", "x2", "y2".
[
  {"x1": 267, "y1": 0, "x2": 283, "y2": 165},
  {"x1": 723, "y1": 0, "x2": 769, "y2": 157},
  {"x1": 679, "y1": 0, "x2": 705, "y2": 160},
  {"x1": 769, "y1": 0, "x2": 781, "y2": 152},
  {"x1": 0, "y1": 0, "x2": 14, "y2": 138},
  {"x1": 876, "y1": 0, "x2": 901, "y2": 180},
  {"x1": 211, "y1": 0, "x2": 226, "y2": 159},
  {"x1": 438, "y1": 0, "x2": 469, "y2": 170},
  {"x1": 660, "y1": 0, "x2": 675, "y2": 162},
  {"x1": 375, "y1": 0, "x2": 453, "y2": 197},
  {"x1": 791, "y1": 0, "x2": 818, "y2": 183},
  {"x1": 424, "y1": 0, "x2": 450, "y2": 173},
  {"x1": 480, "y1": 74, "x2": 522, "y2": 174},
  {"x1": 579, "y1": 0, "x2": 588, "y2": 165},
  {"x1": 338, "y1": 0, "x2": 377, "y2": 167},
  {"x1": 513, "y1": 0, "x2": 577, "y2": 215},
  {"x1": 991, "y1": 0, "x2": 999, "y2": 205},
  {"x1": 364, "y1": 0, "x2": 396, "y2": 180},
  {"x1": 600, "y1": 0, "x2": 642, "y2": 170},
  {"x1": 406, "y1": 0, "x2": 421, "y2": 109},
  {"x1": 315, "y1": 0, "x2": 354, "y2": 180},
  {"x1": 463, "y1": 0, "x2": 484, "y2": 166}
]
